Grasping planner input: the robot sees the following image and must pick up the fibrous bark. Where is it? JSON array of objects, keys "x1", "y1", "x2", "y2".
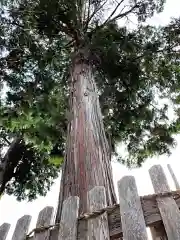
[{"x1": 56, "y1": 51, "x2": 116, "y2": 222}]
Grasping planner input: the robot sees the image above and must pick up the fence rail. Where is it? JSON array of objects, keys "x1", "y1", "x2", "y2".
[{"x1": 1, "y1": 164, "x2": 180, "y2": 240}]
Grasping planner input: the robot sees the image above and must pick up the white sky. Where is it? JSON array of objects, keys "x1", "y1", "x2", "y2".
[{"x1": 1, "y1": 0, "x2": 180, "y2": 239}]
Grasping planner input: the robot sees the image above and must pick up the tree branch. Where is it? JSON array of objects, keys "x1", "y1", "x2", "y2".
[
  {"x1": 84, "y1": 0, "x2": 91, "y2": 28},
  {"x1": 84, "y1": 0, "x2": 108, "y2": 31},
  {"x1": 6, "y1": 8, "x2": 78, "y2": 41},
  {"x1": 2, "y1": 136, "x2": 11, "y2": 145},
  {"x1": 99, "y1": 2, "x2": 139, "y2": 30},
  {"x1": 133, "y1": 45, "x2": 178, "y2": 61},
  {"x1": 108, "y1": 3, "x2": 139, "y2": 23},
  {"x1": 101, "y1": 0, "x2": 125, "y2": 26}
]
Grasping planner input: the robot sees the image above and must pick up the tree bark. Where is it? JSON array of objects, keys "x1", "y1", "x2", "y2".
[{"x1": 55, "y1": 51, "x2": 116, "y2": 222}]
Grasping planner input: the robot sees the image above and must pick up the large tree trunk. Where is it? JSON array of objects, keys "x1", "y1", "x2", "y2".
[{"x1": 55, "y1": 51, "x2": 116, "y2": 222}]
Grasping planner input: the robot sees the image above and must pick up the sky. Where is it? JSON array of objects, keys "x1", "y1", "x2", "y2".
[{"x1": 1, "y1": 0, "x2": 180, "y2": 239}]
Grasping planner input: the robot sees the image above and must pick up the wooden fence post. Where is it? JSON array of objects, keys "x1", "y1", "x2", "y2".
[
  {"x1": 167, "y1": 164, "x2": 180, "y2": 189},
  {"x1": 34, "y1": 206, "x2": 54, "y2": 240},
  {"x1": 118, "y1": 176, "x2": 148, "y2": 240},
  {"x1": 87, "y1": 186, "x2": 110, "y2": 240},
  {"x1": 149, "y1": 164, "x2": 180, "y2": 240},
  {"x1": 12, "y1": 215, "x2": 31, "y2": 240},
  {"x1": 0, "y1": 223, "x2": 10, "y2": 240},
  {"x1": 58, "y1": 196, "x2": 79, "y2": 240}
]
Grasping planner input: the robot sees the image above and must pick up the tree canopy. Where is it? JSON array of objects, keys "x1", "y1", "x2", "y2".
[{"x1": 0, "y1": 0, "x2": 180, "y2": 200}]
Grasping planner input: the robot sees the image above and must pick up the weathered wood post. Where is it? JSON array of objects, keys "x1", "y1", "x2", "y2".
[
  {"x1": 0, "y1": 223, "x2": 10, "y2": 240},
  {"x1": 167, "y1": 164, "x2": 180, "y2": 189},
  {"x1": 87, "y1": 186, "x2": 110, "y2": 240},
  {"x1": 12, "y1": 215, "x2": 31, "y2": 240},
  {"x1": 34, "y1": 206, "x2": 54, "y2": 240},
  {"x1": 118, "y1": 176, "x2": 148, "y2": 240},
  {"x1": 149, "y1": 164, "x2": 180, "y2": 240},
  {"x1": 58, "y1": 196, "x2": 79, "y2": 240}
]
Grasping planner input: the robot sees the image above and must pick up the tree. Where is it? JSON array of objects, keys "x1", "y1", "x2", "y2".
[
  {"x1": 0, "y1": 128, "x2": 63, "y2": 201},
  {"x1": 0, "y1": 0, "x2": 180, "y2": 221},
  {"x1": 0, "y1": 76, "x2": 67, "y2": 200}
]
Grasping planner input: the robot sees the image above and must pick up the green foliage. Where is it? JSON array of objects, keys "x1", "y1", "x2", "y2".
[
  {"x1": 49, "y1": 156, "x2": 64, "y2": 167},
  {"x1": 0, "y1": 0, "x2": 180, "y2": 200},
  {"x1": 3, "y1": 140, "x2": 60, "y2": 201},
  {"x1": 0, "y1": 131, "x2": 63, "y2": 201}
]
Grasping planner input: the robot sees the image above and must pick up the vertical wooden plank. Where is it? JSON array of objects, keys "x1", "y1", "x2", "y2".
[
  {"x1": 149, "y1": 164, "x2": 180, "y2": 240},
  {"x1": 34, "y1": 206, "x2": 54, "y2": 240},
  {"x1": 58, "y1": 196, "x2": 79, "y2": 240},
  {"x1": 0, "y1": 223, "x2": 10, "y2": 240},
  {"x1": 118, "y1": 176, "x2": 148, "y2": 240},
  {"x1": 167, "y1": 164, "x2": 180, "y2": 189},
  {"x1": 87, "y1": 186, "x2": 110, "y2": 240},
  {"x1": 12, "y1": 215, "x2": 31, "y2": 240}
]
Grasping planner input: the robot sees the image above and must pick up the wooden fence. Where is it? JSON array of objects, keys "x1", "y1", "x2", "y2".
[{"x1": 1, "y1": 164, "x2": 180, "y2": 240}]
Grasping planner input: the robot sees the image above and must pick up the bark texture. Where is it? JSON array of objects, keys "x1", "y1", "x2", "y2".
[{"x1": 55, "y1": 52, "x2": 116, "y2": 222}]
